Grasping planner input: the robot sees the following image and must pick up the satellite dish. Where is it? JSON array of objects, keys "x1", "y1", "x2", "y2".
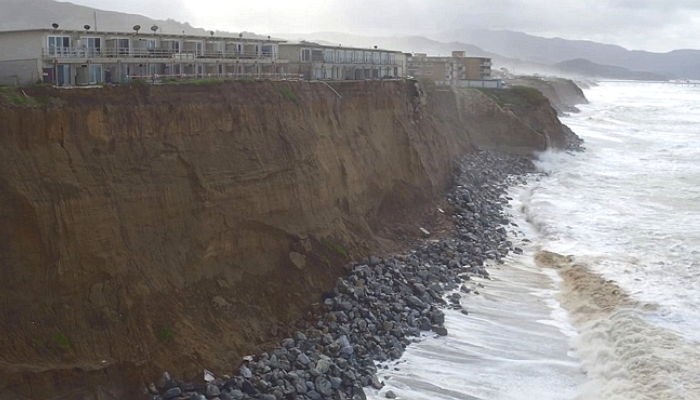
[
  {"x1": 238, "y1": 33, "x2": 243, "y2": 38},
  {"x1": 51, "y1": 23, "x2": 59, "y2": 29},
  {"x1": 150, "y1": 25, "x2": 159, "y2": 33},
  {"x1": 373, "y1": 45, "x2": 378, "y2": 49},
  {"x1": 83, "y1": 24, "x2": 90, "y2": 31},
  {"x1": 210, "y1": 31, "x2": 214, "y2": 36},
  {"x1": 133, "y1": 25, "x2": 141, "y2": 33}
]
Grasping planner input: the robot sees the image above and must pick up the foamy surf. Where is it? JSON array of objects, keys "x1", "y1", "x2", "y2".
[
  {"x1": 366, "y1": 81, "x2": 700, "y2": 400},
  {"x1": 365, "y1": 238, "x2": 584, "y2": 400},
  {"x1": 535, "y1": 251, "x2": 700, "y2": 400}
]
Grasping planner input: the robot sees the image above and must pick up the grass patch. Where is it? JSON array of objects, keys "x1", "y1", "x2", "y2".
[
  {"x1": 278, "y1": 86, "x2": 299, "y2": 104},
  {"x1": 156, "y1": 326, "x2": 175, "y2": 342},
  {"x1": 52, "y1": 332, "x2": 72, "y2": 351},
  {"x1": 477, "y1": 86, "x2": 547, "y2": 109},
  {"x1": 0, "y1": 86, "x2": 59, "y2": 107},
  {"x1": 321, "y1": 238, "x2": 348, "y2": 258}
]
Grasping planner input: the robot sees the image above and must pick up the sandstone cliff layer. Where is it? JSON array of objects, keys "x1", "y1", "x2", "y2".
[{"x1": 0, "y1": 80, "x2": 577, "y2": 399}]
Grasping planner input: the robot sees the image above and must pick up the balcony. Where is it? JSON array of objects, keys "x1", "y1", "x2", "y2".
[{"x1": 43, "y1": 47, "x2": 278, "y2": 61}]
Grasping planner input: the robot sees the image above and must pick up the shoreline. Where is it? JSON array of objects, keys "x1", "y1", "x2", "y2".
[{"x1": 152, "y1": 151, "x2": 537, "y2": 400}]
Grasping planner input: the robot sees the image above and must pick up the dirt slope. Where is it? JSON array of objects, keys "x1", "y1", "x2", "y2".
[{"x1": 0, "y1": 80, "x2": 576, "y2": 399}]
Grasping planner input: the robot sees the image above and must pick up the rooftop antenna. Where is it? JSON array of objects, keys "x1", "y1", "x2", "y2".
[
  {"x1": 150, "y1": 25, "x2": 159, "y2": 35},
  {"x1": 133, "y1": 24, "x2": 141, "y2": 34}
]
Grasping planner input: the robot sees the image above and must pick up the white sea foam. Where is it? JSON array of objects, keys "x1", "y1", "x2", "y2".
[{"x1": 367, "y1": 81, "x2": 700, "y2": 399}]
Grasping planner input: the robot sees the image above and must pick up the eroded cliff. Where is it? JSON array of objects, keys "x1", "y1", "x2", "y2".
[
  {"x1": 0, "y1": 80, "x2": 577, "y2": 399},
  {"x1": 506, "y1": 77, "x2": 589, "y2": 114}
]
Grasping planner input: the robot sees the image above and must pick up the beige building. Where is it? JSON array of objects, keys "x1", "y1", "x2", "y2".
[
  {"x1": 279, "y1": 41, "x2": 406, "y2": 80},
  {"x1": 408, "y1": 51, "x2": 501, "y2": 88},
  {"x1": 0, "y1": 28, "x2": 287, "y2": 86}
]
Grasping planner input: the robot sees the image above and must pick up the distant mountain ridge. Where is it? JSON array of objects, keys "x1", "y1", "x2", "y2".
[
  {"x1": 437, "y1": 29, "x2": 700, "y2": 79},
  {"x1": 553, "y1": 59, "x2": 667, "y2": 81},
  {"x1": 0, "y1": 0, "x2": 267, "y2": 38},
  {"x1": 276, "y1": 31, "x2": 669, "y2": 81}
]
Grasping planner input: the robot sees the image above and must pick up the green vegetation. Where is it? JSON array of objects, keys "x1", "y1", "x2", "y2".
[
  {"x1": 0, "y1": 85, "x2": 59, "y2": 107},
  {"x1": 52, "y1": 332, "x2": 72, "y2": 351},
  {"x1": 278, "y1": 86, "x2": 299, "y2": 104},
  {"x1": 156, "y1": 326, "x2": 175, "y2": 342},
  {"x1": 321, "y1": 238, "x2": 348, "y2": 258},
  {"x1": 477, "y1": 86, "x2": 547, "y2": 109}
]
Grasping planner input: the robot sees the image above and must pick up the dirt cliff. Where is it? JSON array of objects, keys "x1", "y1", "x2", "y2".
[
  {"x1": 454, "y1": 86, "x2": 581, "y2": 152},
  {"x1": 506, "y1": 77, "x2": 588, "y2": 114},
  {"x1": 0, "y1": 80, "x2": 576, "y2": 399}
]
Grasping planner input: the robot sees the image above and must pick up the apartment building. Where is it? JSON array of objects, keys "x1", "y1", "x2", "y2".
[
  {"x1": 0, "y1": 28, "x2": 286, "y2": 86},
  {"x1": 279, "y1": 41, "x2": 406, "y2": 80},
  {"x1": 407, "y1": 51, "x2": 502, "y2": 88}
]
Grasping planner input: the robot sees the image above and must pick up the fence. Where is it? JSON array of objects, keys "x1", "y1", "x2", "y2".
[
  {"x1": 127, "y1": 72, "x2": 303, "y2": 83},
  {"x1": 43, "y1": 47, "x2": 276, "y2": 60}
]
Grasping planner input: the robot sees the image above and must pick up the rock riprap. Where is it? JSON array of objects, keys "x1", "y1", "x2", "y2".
[{"x1": 152, "y1": 151, "x2": 534, "y2": 400}]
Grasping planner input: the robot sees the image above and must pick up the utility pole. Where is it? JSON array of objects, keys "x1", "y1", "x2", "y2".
[{"x1": 94, "y1": 11, "x2": 97, "y2": 31}]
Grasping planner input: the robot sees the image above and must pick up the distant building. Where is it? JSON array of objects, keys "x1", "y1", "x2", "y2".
[
  {"x1": 407, "y1": 51, "x2": 502, "y2": 88},
  {"x1": 0, "y1": 28, "x2": 287, "y2": 86},
  {"x1": 279, "y1": 41, "x2": 406, "y2": 80}
]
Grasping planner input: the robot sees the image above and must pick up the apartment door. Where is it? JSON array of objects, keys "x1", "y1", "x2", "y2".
[
  {"x1": 84, "y1": 37, "x2": 101, "y2": 57},
  {"x1": 56, "y1": 64, "x2": 71, "y2": 85},
  {"x1": 88, "y1": 64, "x2": 102, "y2": 84}
]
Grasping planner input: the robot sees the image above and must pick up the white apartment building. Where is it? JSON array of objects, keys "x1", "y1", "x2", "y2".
[
  {"x1": 279, "y1": 41, "x2": 407, "y2": 80},
  {"x1": 0, "y1": 28, "x2": 287, "y2": 86}
]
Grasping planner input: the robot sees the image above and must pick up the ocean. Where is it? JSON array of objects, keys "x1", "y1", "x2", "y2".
[{"x1": 366, "y1": 81, "x2": 700, "y2": 400}]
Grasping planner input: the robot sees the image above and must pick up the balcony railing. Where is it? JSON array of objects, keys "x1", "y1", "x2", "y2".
[
  {"x1": 128, "y1": 72, "x2": 303, "y2": 83},
  {"x1": 43, "y1": 47, "x2": 278, "y2": 61}
]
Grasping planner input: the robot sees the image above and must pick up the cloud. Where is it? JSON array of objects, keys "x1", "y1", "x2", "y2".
[{"x1": 66, "y1": 0, "x2": 700, "y2": 51}]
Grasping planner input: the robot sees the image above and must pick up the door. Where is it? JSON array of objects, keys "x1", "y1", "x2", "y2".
[
  {"x1": 84, "y1": 37, "x2": 101, "y2": 57},
  {"x1": 88, "y1": 64, "x2": 102, "y2": 84},
  {"x1": 56, "y1": 64, "x2": 71, "y2": 86}
]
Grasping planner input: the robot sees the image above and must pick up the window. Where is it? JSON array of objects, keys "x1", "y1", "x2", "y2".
[
  {"x1": 261, "y1": 44, "x2": 274, "y2": 57},
  {"x1": 116, "y1": 38, "x2": 129, "y2": 56},
  {"x1": 48, "y1": 36, "x2": 71, "y2": 56},
  {"x1": 301, "y1": 49, "x2": 311, "y2": 62},
  {"x1": 83, "y1": 37, "x2": 101, "y2": 57},
  {"x1": 324, "y1": 49, "x2": 334, "y2": 63}
]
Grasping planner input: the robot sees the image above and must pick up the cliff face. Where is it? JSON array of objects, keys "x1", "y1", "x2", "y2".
[
  {"x1": 0, "y1": 80, "x2": 576, "y2": 399},
  {"x1": 506, "y1": 77, "x2": 588, "y2": 114},
  {"x1": 453, "y1": 86, "x2": 581, "y2": 153}
]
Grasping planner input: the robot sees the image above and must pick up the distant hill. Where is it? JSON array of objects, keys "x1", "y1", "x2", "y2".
[
  {"x1": 0, "y1": 0, "x2": 267, "y2": 38},
  {"x1": 552, "y1": 59, "x2": 667, "y2": 81},
  {"x1": 275, "y1": 31, "x2": 559, "y2": 76},
  {"x1": 437, "y1": 29, "x2": 700, "y2": 80},
  {"x1": 276, "y1": 31, "x2": 492, "y2": 57}
]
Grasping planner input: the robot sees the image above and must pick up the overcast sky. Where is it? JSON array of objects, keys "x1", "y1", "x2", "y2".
[{"x1": 66, "y1": 0, "x2": 700, "y2": 52}]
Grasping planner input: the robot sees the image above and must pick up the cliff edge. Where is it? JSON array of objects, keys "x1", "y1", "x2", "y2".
[{"x1": 0, "y1": 80, "x2": 577, "y2": 399}]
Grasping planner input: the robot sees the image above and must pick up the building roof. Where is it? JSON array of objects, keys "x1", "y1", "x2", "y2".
[
  {"x1": 0, "y1": 28, "x2": 285, "y2": 43},
  {"x1": 281, "y1": 40, "x2": 404, "y2": 54},
  {"x1": 409, "y1": 53, "x2": 491, "y2": 60}
]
